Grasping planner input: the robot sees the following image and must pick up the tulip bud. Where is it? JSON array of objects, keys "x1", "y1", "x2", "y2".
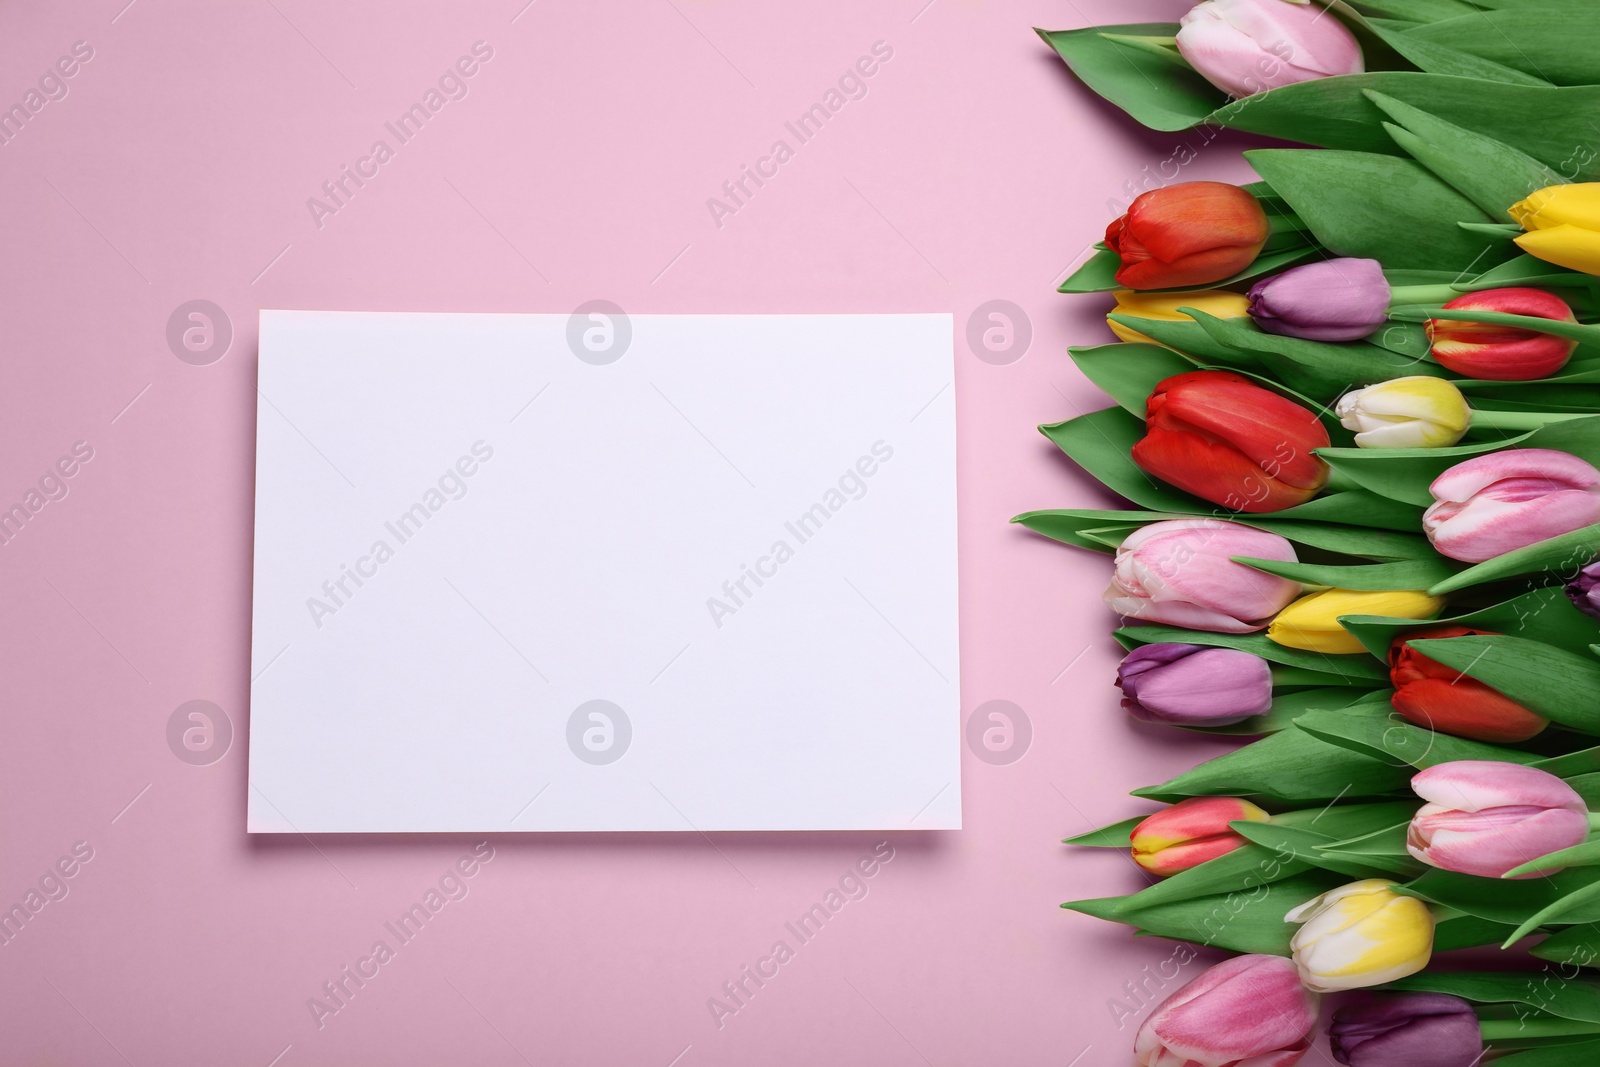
[
  {"x1": 1267, "y1": 589, "x2": 1443, "y2": 655},
  {"x1": 1423, "y1": 448, "x2": 1600, "y2": 563},
  {"x1": 1131, "y1": 796, "x2": 1271, "y2": 875},
  {"x1": 1335, "y1": 377, "x2": 1470, "y2": 449},
  {"x1": 1286, "y1": 879, "x2": 1434, "y2": 993},
  {"x1": 1567, "y1": 558, "x2": 1600, "y2": 619},
  {"x1": 1176, "y1": 0, "x2": 1364, "y2": 99},
  {"x1": 1108, "y1": 288, "x2": 1252, "y2": 345},
  {"x1": 1117, "y1": 643, "x2": 1273, "y2": 726},
  {"x1": 1248, "y1": 258, "x2": 1390, "y2": 341},
  {"x1": 1510, "y1": 183, "x2": 1600, "y2": 276},
  {"x1": 1104, "y1": 519, "x2": 1302, "y2": 633},
  {"x1": 1388, "y1": 627, "x2": 1548, "y2": 743},
  {"x1": 1133, "y1": 370, "x2": 1331, "y2": 513},
  {"x1": 1106, "y1": 182, "x2": 1270, "y2": 290},
  {"x1": 1330, "y1": 993, "x2": 1482, "y2": 1067},
  {"x1": 1426, "y1": 288, "x2": 1578, "y2": 380},
  {"x1": 1134, "y1": 954, "x2": 1317, "y2": 1066},
  {"x1": 1407, "y1": 760, "x2": 1589, "y2": 879}
]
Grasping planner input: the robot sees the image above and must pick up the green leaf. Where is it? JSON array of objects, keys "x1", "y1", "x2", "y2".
[
  {"x1": 1503, "y1": 879, "x2": 1600, "y2": 948},
  {"x1": 1397, "y1": 867, "x2": 1600, "y2": 926},
  {"x1": 1214, "y1": 75, "x2": 1600, "y2": 178},
  {"x1": 1319, "y1": 820, "x2": 1413, "y2": 858},
  {"x1": 1232, "y1": 820, "x2": 1417, "y2": 879},
  {"x1": 1531, "y1": 923, "x2": 1600, "y2": 967},
  {"x1": 1035, "y1": 25, "x2": 1222, "y2": 133},
  {"x1": 1407, "y1": 635, "x2": 1600, "y2": 734},
  {"x1": 1010, "y1": 508, "x2": 1435, "y2": 560},
  {"x1": 1365, "y1": 90, "x2": 1560, "y2": 219},
  {"x1": 1495, "y1": 1040, "x2": 1600, "y2": 1067},
  {"x1": 1343, "y1": 0, "x2": 1480, "y2": 18},
  {"x1": 1432, "y1": 523, "x2": 1600, "y2": 595},
  {"x1": 1185, "y1": 308, "x2": 1447, "y2": 399},
  {"x1": 1385, "y1": 972, "x2": 1600, "y2": 1024},
  {"x1": 1233, "y1": 554, "x2": 1460, "y2": 592},
  {"x1": 1245, "y1": 149, "x2": 1503, "y2": 272},
  {"x1": 1275, "y1": 800, "x2": 1419, "y2": 838},
  {"x1": 1131, "y1": 725, "x2": 1411, "y2": 803},
  {"x1": 1404, "y1": 4, "x2": 1600, "y2": 86},
  {"x1": 1506, "y1": 838, "x2": 1600, "y2": 879},
  {"x1": 1532, "y1": 747, "x2": 1600, "y2": 779},
  {"x1": 1199, "y1": 686, "x2": 1385, "y2": 737},
  {"x1": 1316, "y1": 432, "x2": 1538, "y2": 508},
  {"x1": 1294, "y1": 702, "x2": 1546, "y2": 769},
  {"x1": 1070, "y1": 343, "x2": 1195, "y2": 416},
  {"x1": 1115, "y1": 626, "x2": 1390, "y2": 684},
  {"x1": 1341, "y1": 587, "x2": 1600, "y2": 663},
  {"x1": 1365, "y1": 19, "x2": 1551, "y2": 86},
  {"x1": 1113, "y1": 842, "x2": 1314, "y2": 912},
  {"x1": 1057, "y1": 245, "x2": 1121, "y2": 295},
  {"x1": 1460, "y1": 253, "x2": 1600, "y2": 295},
  {"x1": 1039, "y1": 406, "x2": 1204, "y2": 513},
  {"x1": 1063, "y1": 872, "x2": 1347, "y2": 956},
  {"x1": 1062, "y1": 815, "x2": 1145, "y2": 848}
]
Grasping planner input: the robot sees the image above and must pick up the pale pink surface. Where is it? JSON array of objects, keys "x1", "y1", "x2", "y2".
[{"x1": 0, "y1": 1, "x2": 1277, "y2": 1063}]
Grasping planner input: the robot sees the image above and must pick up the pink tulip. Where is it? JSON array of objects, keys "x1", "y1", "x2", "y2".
[
  {"x1": 1176, "y1": 0, "x2": 1363, "y2": 100},
  {"x1": 1423, "y1": 449, "x2": 1600, "y2": 563},
  {"x1": 1408, "y1": 761, "x2": 1590, "y2": 879},
  {"x1": 1105, "y1": 519, "x2": 1301, "y2": 633},
  {"x1": 1135, "y1": 954, "x2": 1317, "y2": 1067}
]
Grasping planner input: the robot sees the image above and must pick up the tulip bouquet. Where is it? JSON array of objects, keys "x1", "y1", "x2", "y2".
[{"x1": 1027, "y1": 2, "x2": 1600, "y2": 1063}]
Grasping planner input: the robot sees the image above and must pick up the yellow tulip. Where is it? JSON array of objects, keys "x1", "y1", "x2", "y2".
[
  {"x1": 1335, "y1": 376, "x2": 1471, "y2": 449},
  {"x1": 1509, "y1": 183, "x2": 1600, "y2": 276},
  {"x1": 1286, "y1": 879, "x2": 1434, "y2": 992},
  {"x1": 1107, "y1": 289, "x2": 1251, "y2": 345},
  {"x1": 1267, "y1": 589, "x2": 1444, "y2": 654}
]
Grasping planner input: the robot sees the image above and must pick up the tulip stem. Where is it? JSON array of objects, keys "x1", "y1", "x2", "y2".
[
  {"x1": 1387, "y1": 284, "x2": 1463, "y2": 308},
  {"x1": 1469, "y1": 409, "x2": 1592, "y2": 431},
  {"x1": 1479, "y1": 1018, "x2": 1600, "y2": 1040}
]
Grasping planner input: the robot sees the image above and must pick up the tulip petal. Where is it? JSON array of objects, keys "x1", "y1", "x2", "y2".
[
  {"x1": 1514, "y1": 225, "x2": 1600, "y2": 275},
  {"x1": 1139, "y1": 954, "x2": 1316, "y2": 1065},
  {"x1": 1412, "y1": 760, "x2": 1586, "y2": 814},
  {"x1": 1146, "y1": 372, "x2": 1330, "y2": 492}
]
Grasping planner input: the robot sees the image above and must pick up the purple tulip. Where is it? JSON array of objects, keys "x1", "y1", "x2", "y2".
[
  {"x1": 1330, "y1": 994, "x2": 1482, "y2": 1067},
  {"x1": 1117, "y1": 642, "x2": 1273, "y2": 726},
  {"x1": 1247, "y1": 258, "x2": 1390, "y2": 341},
  {"x1": 1568, "y1": 558, "x2": 1600, "y2": 619}
]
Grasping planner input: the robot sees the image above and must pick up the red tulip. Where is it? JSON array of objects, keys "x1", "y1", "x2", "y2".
[
  {"x1": 1130, "y1": 796, "x2": 1270, "y2": 876},
  {"x1": 1133, "y1": 370, "x2": 1331, "y2": 512},
  {"x1": 1427, "y1": 288, "x2": 1578, "y2": 380},
  {"x1": 1389, "y1": 627, "x2": 1549, "y2": 743},
  {"x1": 1106, "y1": 181, "x2": 1270, "y2": 289}
]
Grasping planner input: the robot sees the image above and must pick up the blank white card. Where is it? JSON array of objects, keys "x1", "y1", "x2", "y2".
[{"x1": 247, "y1": 310, "x2": 960, "y2": 832}]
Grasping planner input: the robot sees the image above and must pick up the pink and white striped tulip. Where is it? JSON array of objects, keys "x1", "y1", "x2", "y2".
[
  {"x1": 1408, "y1": 761, "x2": 1590, "y2": 879},
  {"x1": 1104, "y1": 519, "x2": 1301, "y2": 633},
  {"x1": 1423, "y1": 449, "x2": 1600, "y2": 563},
  {"x1": 1134, "y1": 953, "x2": 1317, "y2": 1067},
  {"x1": 1176, "y1": 0, "x2": 1363, "y2": 100}
]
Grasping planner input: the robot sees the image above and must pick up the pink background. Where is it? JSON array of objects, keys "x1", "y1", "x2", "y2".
[{"x1": 1, "y1": 1, "x2": 1274, "y2": 1062}]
